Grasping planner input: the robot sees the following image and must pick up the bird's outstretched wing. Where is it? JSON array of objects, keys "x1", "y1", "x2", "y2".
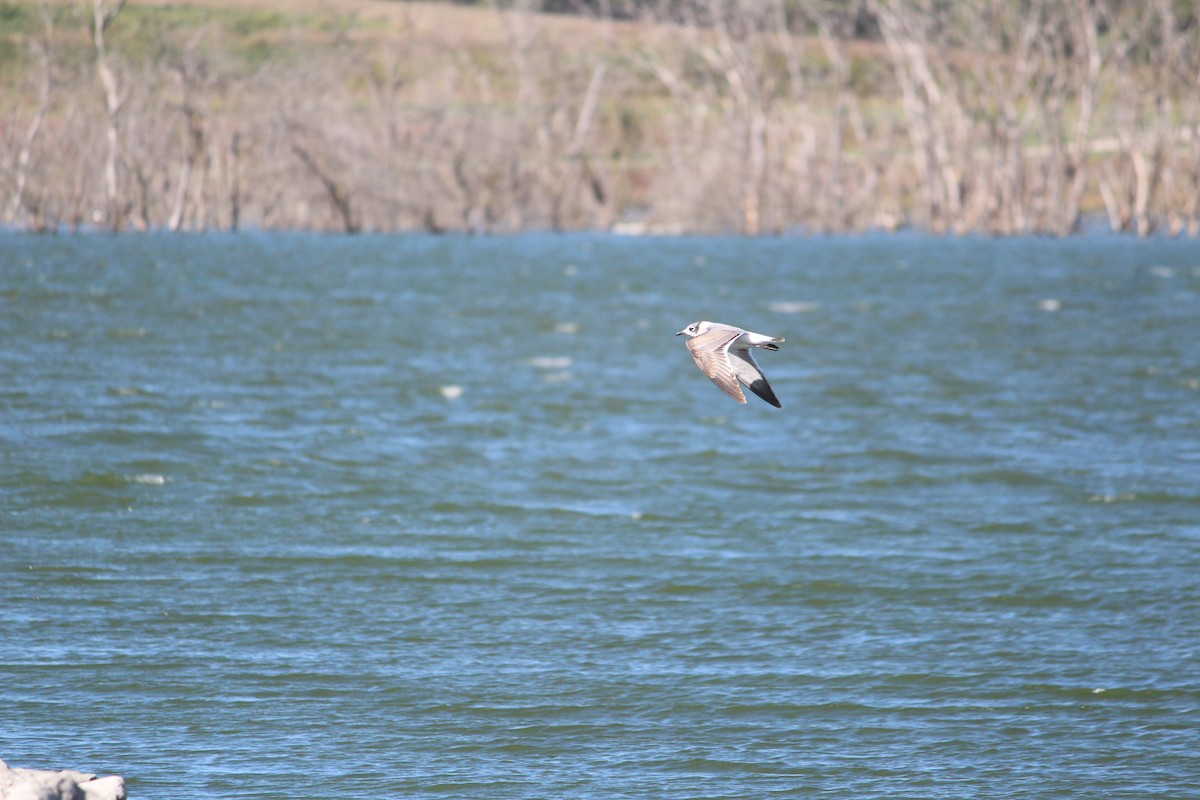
[
  {"x1": 685, "y1": 328, "x2": 746, "y2": 404},
  {"x1": 729, "y1": 347, "x2": 781, "y2": 408}
]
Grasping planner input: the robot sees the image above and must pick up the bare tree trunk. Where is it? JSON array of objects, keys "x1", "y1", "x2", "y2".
[
  {"x1": 1098, "y1": 158, "x2": 1132, "y2": 232},
  {"x1": 1059, "y1": 0, "x2": 1102, "y2": 235},
  {"x1": 167, "y1": 113, "x2": 196, "y2": 232},
  {"x1": 1131, "y1": 144, "x2": 1162, "y2": 237},
  {"x1": 167, "y1": 35, "x2": 209, "y2": 232},
  {"x1": 7, "y1": 4, "x2": 54, "y2": 225},
  {"x1": 129, "y1": 160, "x2": 151, "y2": 231},
  {"x1": 743, "y1": 108, "x2": 766, "y2": 235},
  {"x1": 292, "y1": 141, "x2": 359, "y2": 233},
  {"x1": 366, "y1": 40, "x2": 408, "y2": 230},
  {"x1": 229, "y1": 131, "x2": 242, "y2": 232},
  {"x1": 494, "y1": 0, "x2": 542, "y2": 231},
  {"x1": 568, "y1": 60, "x2": 607, "y2": 160},
  {"x1": 92, "y1": 0, "x2": 127, "y2": 231},
  {"x1": 566, "y1": 59, "x2": 611, "y2": 227},
  {"x1": 1181, "y1": 121, "x2": 1200, "y2": 236}
]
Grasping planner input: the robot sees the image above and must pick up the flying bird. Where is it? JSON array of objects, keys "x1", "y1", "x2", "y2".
[{"x1": 676, "y1": 320, "x2": 784, "y2": 408}]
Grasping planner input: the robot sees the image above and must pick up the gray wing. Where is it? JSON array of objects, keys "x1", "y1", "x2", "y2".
[
  {"x1": 685, "y1": 328, "x2": 746, "y2": 404},
  {"x1": 729, "y1": 346, "x2": 782, "y2": 408}
]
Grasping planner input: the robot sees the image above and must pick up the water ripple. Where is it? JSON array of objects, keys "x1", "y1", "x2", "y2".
[{"x1": 2, "y1": 233, "x2": 1198, "y2": 800}]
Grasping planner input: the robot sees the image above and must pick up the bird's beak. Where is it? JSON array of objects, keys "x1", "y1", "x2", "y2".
[{"x1": 675, "y1": 330, "x2": 686, "y2": 336}]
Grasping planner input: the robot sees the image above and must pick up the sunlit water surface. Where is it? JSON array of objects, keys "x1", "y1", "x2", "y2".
[{"x1": 3, "y1": 233, "x2": 1199, "y2": 799}]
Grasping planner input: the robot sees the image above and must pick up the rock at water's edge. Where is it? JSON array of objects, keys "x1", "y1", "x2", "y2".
[{"x1": 0, "y1": 759, "x2": 126, "y2": 800}]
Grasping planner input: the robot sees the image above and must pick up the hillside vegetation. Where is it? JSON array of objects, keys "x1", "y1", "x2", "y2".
[{"x1": 2, "y1": 0, "x2": 1198, "y2": 235}]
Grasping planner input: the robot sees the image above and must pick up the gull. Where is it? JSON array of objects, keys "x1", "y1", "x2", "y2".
[{"x1": 676, "y1": 321, "x2": 784, "y2": 408}]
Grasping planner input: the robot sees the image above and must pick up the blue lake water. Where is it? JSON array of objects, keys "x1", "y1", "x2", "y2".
[{"x1": 2, "y1": 232, "x2": 1199, "y2": 799}]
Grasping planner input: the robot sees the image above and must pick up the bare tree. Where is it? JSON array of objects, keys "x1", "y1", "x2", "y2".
[
  {"x1": 1036, "y1": 0, "x2": 1103, "y2": 235},
  {"x1": 809, "y1": 9, "x2": 876, "y2": 231},
  {"x1": 291, "y1": 138, "x2": 360, "y2": 234},
  {"x1": 870, "y1": 0, "x2": 975, "y2": 232},
  {"x1": 6, "y1": 3, "x2": 55, "y2": 226},
  {"x1": 167, "y1": 31, "x2": 212, "y2": 232},
  {"x1": 1112, "y1": 0, "x2": 1198, "y2": 237},
  {"x1": 365, "y1": 41, "x2": 409, "y2": 230},
  {"x1": 92, "y1": 0, "x2": 127, "y2": 230}
]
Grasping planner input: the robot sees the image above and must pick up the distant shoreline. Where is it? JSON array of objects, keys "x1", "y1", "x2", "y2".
[
  {"x1": 2, "y1": 1, "x2": 1198, "y2": 237},
  {"x1": 0, "y1": 213, "x2": 1162, "y2": 239}
]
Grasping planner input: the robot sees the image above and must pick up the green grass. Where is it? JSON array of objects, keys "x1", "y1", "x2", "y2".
[
  {"x1": 0, "y1": 3, "x2": 45, "y2": 81},
  {"x1": 99, "y1": 4, "x2": 367, "y2": 67},
  {"x1": 0, "y1": 2, "x2": 38, "y2": 34}
]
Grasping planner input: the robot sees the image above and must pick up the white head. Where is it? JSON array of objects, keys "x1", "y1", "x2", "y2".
[{"x1": 675, "y1": 320, "x2": 713, "y2": 338}]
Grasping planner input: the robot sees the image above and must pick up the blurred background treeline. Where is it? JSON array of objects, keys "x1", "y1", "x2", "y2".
[{"x1": 2, "y1": 0, "x2": 1198, "y2": 235}]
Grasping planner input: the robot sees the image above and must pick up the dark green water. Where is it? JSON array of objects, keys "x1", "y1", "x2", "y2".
[{"x1": 2, "y1": 232, "x2": 1199, "y2": 799}]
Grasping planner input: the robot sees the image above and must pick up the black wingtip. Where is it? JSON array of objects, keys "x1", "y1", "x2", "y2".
[{"x1": 748, "y1": 379, "x2": 782, "y2": 408}]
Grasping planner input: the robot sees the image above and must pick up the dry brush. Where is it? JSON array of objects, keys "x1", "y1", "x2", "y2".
[{"x1": 1, "y1": 0, "x2": 1197, "y2": 235}]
